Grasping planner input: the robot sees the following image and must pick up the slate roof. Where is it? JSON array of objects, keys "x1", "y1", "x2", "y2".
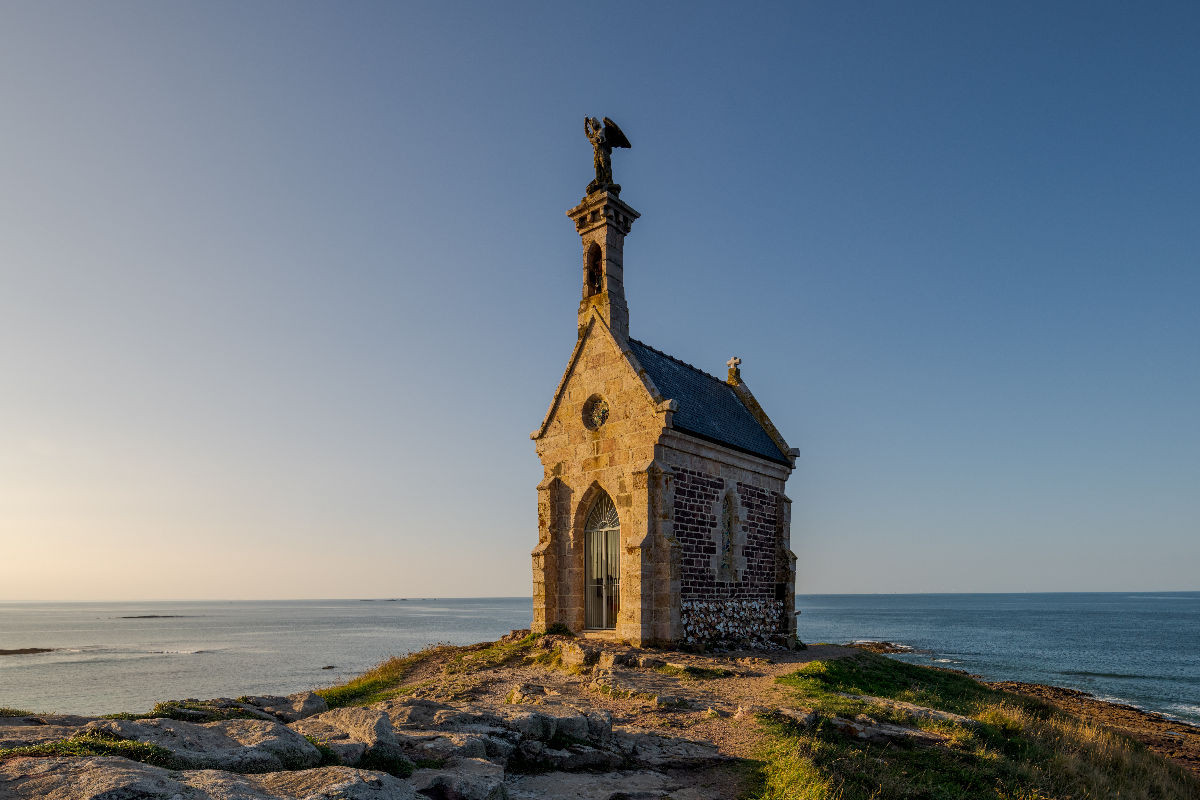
[{"x1": 626, "y1": 338, "x2": 789, "y2": 465}]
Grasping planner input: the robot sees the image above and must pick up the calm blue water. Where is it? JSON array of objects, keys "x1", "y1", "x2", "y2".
[{"x1": 1, "y1": 594, "x2": 1196, "y2": 725}]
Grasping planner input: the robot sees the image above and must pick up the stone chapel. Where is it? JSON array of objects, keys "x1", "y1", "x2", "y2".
[{"x1": 531, "y1": 121, "x2": 798, "y2": 647}]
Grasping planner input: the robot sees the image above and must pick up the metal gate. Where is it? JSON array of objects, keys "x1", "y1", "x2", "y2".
[{"x1": 584, "y1": 493, "x2": 620, "y2": 629}]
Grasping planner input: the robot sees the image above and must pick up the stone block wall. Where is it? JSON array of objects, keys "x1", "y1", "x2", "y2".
[{"x1": 531, "y1": 318, "x2": 672, "y2": 645}]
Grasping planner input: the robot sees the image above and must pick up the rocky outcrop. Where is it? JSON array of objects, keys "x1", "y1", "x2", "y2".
[
  {"x1": 232, "y1": 765, "x2": 421, "y2": 799},
  {"x1": 0, "y1": 638, "x2": 870, "y2": 799},
  {"x1": 772, "y1": 707, "x2": 819, "y2": 727},
  {"x1": 506, "y1": 770, "x2": 683, "y2": 800},
  {"x1": 827, "y1": 714, "x2": 950, "y2": 747},
  {"x1": 291, "y1": 707, "x2": 412, "y2": 771},
  {"x1": 0, "y1": 755, "x2": 185, "y2": 800},
  {"x1": 838, "y1": 694, "x2": 980, "y2": 728},
  {"x1": 81, "y1": 717, "x2": 321, "y2": 772},
  {"x1": 0, "y1": 714, "x2": 95, "y2": 748},
  {"x1": 241, "y1": 692, "x2": 329, "y2": 723},
  {"x1": 410, "y1": 756, "x2": 506, "y2": 800},
  {"x1": 616, "y1": 730, "x2": 729, "y2": 769},
  {"x1": 0, "y1": 756, "x2": 422, "y2": 799}
]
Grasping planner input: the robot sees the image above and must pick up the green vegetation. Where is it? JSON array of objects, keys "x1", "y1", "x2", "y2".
[
  {"x1": 746, "y1": 654, "x2": 1199, "y2": 800},
  {"x1": 317, "y1": 634, "x2": 545, "y2": 708},
  {"x1": 315, "y1": 647, "x2": 442, "y2": 708},
  {"x1": 543, "y1": 622, "x2": 574, "y2": 636},
  {"x1": 656, "y1": 663, "x2": 736, "y2": 680},
  {"x1": 103, "y1": 700, "x2": 262, "y2": 723},
  {"x1": 357, "y1": 749, "x2": 416, "y2": 777},
  {"x1": 0, "y1": 730, "x2": 176, "y2": 768},
  {"x1": 442, "y1": 634, "x2": 543, "y2": 675},
  {"x1": 0, "y1": 708, "x2": 32, "y2": 717},
  {"x1": 301, "y1": 734, "x2": 341, "y2": 767}
]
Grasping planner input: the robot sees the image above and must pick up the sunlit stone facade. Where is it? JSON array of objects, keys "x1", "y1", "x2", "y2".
[{"x1": 530, "y1": 187, "x2": 798, "y2": 647}]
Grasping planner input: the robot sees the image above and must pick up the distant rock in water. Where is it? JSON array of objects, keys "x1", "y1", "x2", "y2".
[
  {"x1": 119, "y1": 615, "x2": 189, "y2": 619},
  {"x1": 847, "y1": 641, "x2": 917, "y2": 654},
  {"x1": 0, "y1": 648, "x2": 54, "y2": 656},
  {"x1": 321, "y1": 665, "x2": 336, "y2": 670}
]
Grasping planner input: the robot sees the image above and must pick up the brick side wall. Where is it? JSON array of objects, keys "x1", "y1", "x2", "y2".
[
  {"x1": 672, "y1": 465, "x2": 784, "y2": 643},
  {"x1": 735, "y1": 480, "x2": 781, "y2": 601},
  {"x1": 674, "y1": 467, "x2": 780, "y2": 601},
  {"x1": 673, "y1": 466, "x2": 724, "y2": 599}
]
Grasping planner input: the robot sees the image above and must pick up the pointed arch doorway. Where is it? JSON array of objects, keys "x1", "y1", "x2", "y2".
[{"x1": 584, "y1": 492, "x2": 620, "y2": 629}]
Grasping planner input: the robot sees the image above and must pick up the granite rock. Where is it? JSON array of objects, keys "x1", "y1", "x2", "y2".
[
  {"x1": 0, "y1": 757, "x2": 420, "y2": 800},
  {"x1": 81, "y1": 716, "x2": 321, "y2": 772},
  {"x1": 290, "y1": 706, "x2": 411, "y2": 770}
]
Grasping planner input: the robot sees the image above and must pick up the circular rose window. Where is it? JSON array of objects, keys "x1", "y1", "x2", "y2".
[{"x1": 582, "y1": 394, "x2": 610, "y2": 430}]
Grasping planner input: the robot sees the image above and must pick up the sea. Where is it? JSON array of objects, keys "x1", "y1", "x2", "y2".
[{"x1": 1, "y1": 593, "x2": 1197, "y2": 725}]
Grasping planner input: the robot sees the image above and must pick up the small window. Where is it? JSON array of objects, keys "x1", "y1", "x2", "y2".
[
  {"x1": 582, "y1": 394, "x2": 609, "y2": 430},
  {"x1": 585, "y1": 244, "x2": 603, "y2": 297}
]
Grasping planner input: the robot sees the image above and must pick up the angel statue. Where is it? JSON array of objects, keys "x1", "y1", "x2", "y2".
[{"x1": 585, "y1": 116, "x2": 631, "y2": 194}]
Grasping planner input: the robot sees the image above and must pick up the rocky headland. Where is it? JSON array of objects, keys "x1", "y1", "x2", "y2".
[{"x1": 2, "y1": 633, "x2": 1197, "y2": 799}]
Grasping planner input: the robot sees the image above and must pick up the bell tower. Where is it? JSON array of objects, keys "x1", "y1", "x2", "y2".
[{"x1": 567, "y1": 188, "x2": 639, "y2": 341}]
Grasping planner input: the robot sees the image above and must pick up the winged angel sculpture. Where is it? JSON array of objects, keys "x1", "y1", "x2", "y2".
[{"x1": 585, "y1": 116, "x2": 631, "y2": 194}]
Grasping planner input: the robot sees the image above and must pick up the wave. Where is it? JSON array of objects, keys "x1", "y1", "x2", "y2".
[
  {"x1": 1058, "y1": 670, "x2": 1200, "y2": 685},
  {"x1": 932, "y1": 658, "x2": 961, "y2": 664},
  {"x1": 20, "y1": 647, "x2": 214, "y2": 661},
  {"x1": 1167, "y1": 703, "x2": 1200, "y2": 718}
]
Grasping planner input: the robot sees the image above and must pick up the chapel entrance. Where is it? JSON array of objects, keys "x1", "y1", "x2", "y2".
[{"x1": 583, "y1": 493, "x2": 620, "y2": 629}]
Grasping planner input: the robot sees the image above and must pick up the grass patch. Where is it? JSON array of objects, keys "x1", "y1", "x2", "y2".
[
  {"x1": 317, "y1": 634, "x2": 545, "y2": 708},
  {"x1": 103, "y1": 700, "x2": 263, "y2": 723},
  {"x1": 747, "y1": 654, "x2": 1200, "y2": 800},
  {"x1": 441, "y1": 634, "x2": 543, "y2": 675},
  {"x1": 778, "y1": 653, "x2": 1000, "y2": 716},
  {"x1": 656, "y1": 664, "x2": 735, "y2": 681},
  {"x1": 0, "y1": 730, "x2": 177, "y2": 768},
  {"x1": 315, "y1": 645, "x2": 450, "y2": 708},
  {"x1": 0, "y1": 708, "x2": 32, "y2": 717},
  {"x1": 302, "y1": 734, "x2": 341, "y2": 767},
  {"x1": 357, "y1": 749, "x2": 415, "y2": 777}
]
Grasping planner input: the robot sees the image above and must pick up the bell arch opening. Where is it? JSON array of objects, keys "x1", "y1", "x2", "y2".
[
  {"x1": 585, "y1": 243, "x2": 603, "y2": 297},
  {"x1": 583, "y1": 491, "x2": 620, "y2": 629}
]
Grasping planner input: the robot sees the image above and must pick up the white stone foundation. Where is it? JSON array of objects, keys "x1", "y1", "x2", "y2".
[{"x1": 680, "y1": 599, "x2": 784, "y2": 645}]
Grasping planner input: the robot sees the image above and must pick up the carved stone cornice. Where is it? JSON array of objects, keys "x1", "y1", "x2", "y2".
[{"x1": 567, "y1": 190, "x2": 640, "y2": 236}]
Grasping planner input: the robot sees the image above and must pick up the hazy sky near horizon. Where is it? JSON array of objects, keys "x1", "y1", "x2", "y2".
[{"x1": 1, "y1": 2, "x2": 1197, "y2": 602}]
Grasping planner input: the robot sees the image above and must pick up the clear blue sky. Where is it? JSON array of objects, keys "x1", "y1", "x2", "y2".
[{"x1": 1, "y1": 2, "x2": 1196, "y2": 600}]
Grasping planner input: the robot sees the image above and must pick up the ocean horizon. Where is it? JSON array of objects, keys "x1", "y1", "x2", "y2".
[{"x1": 2, "y1": 592, "x2": 1197, "y2": 726}]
